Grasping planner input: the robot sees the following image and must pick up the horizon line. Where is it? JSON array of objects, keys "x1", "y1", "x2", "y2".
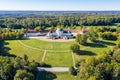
[{"x1": 0, "y1": 10, "x2": 120, "y2": 11}]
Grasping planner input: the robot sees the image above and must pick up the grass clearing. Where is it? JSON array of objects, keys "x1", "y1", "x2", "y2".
[
  {"x1": 6, "y1": 39, "x2": 116, "y2": 67},
  {"x1": 20, "y1": 39, "x2": 73, "y2": 50},
  {"x1": 6, "y1": 40, "x2": 44, "y2": 63},
  {"x1": 6, "y1": 39, "x2": 73, "y2": 67},
  {"x1": 45, "y1": 52, "x2": 73, "y2": 67}
]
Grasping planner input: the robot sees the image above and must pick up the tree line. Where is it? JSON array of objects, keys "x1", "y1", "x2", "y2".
[
  {"x1": 75, "y1": 26, "x2": 120, "y2": 46},
  {"x1": 0, "y1": 28, "x2": 25, "y2": 40},
  {"x1": 0, "y1": 14, "x2": 120, "y2": 29}
]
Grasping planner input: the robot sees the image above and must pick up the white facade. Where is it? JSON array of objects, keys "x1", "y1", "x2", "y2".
[
  {"x1": 47, "y1": 32, "x2": 58, "y2": 37},
  {"x1": 26, "y1": 32, "x2": 47, "y2": 37},
  {"x1": 46, "y1": 28, "x2": 74, "y2": 39},
  {"x1": 26, "y1": 32, "x2": 41, "y2": 36}
]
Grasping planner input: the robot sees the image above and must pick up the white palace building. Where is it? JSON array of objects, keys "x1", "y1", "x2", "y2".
[{"x1": 46, "y1": 28, "x2": 75, "y2": 39}]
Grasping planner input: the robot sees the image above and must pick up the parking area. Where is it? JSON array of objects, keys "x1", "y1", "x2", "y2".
[{"x1": 29, "y1": 36, "x2": 75, "y2": 42}]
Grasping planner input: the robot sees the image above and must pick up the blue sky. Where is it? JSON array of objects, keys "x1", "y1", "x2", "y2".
[{"x1": 0, "y1": 0, "x2": 119, "y2": 10}]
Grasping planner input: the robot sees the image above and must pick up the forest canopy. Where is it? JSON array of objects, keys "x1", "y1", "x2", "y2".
[{"x1": 0, "y1": 14, "x2": 120, "y2": 29}]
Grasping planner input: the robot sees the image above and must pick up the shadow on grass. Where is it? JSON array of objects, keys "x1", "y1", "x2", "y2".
[
  {"x1": 3, "y1": 47, "x2": 16, "y2": 57},
  {"x1": 41, "y1": 64, "x2": 52, "y2": 68},
  {"x1": 0, "y1": 51, "x2": 16, "y2": 57},
  {"x1": 4, "y1": 47, "x2": 11, "y2": 52},
  {"x1": 4, "y1": 53, "x2": 16, "y2": 57},
  {"x1": 84, "y1": 40, "x2": 116, "y2": 48},
  {"x1": 41, "y1": 62, "x2": 52, "y2": 68},
  {"x1": 77, "y1": 50, "x2": 96, "y2": 56},
  {"x1": 94, "y1": 40, "x2": 116, "y2": 46},
  {"x1": 39, "y1": 71, "x2": 57, "y2": 80},
  {"x1": 84, "y1": 43, "x2": 106, "y2": 48},
  {"x1": 0, "y1": 42, "x2": 16, "y2": 57},
  {"x1": 4, "y1": 42, "x2": 9, "y2": 45},
  {"x1": 20, "y1": 37, "x2": 30, "y2": 40}
]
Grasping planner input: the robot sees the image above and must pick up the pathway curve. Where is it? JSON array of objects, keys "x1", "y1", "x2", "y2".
[
  {"x1": 18, "y1": 40, "x2": 44, "y2": 51},
  {"x1": 18, "y1": 40, "x2": 71, "y2": 52}
]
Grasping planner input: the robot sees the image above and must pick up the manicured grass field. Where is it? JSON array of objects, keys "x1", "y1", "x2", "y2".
[
  {"x1": 6, "y1": 39, "x2": 74, "y2": 67},
  {"x1": 6, "y1": 38, "x2": 116, "y2": 67},
  {"x1": 20, "y1": 39, "x2": 73, "y2": 50},
  {"x1": 6, "y1": 38, "x2": 116, "y2": 80},
  {"x1": 45, "y1": 52, "x2": 73, "y2": 67},
  {"x1": 6, "y1": 40, "x2": 44, "y2": 63},
  {"x1": 39, "y1": 72, "x2": 75, "y2": 80}
]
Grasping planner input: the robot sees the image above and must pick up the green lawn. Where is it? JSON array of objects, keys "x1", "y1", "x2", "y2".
[
  {"x1": 20, "y1": 39, "x2": 73, "y2": 50},
  {"x1": 39, "y1": 72, "x2": 75, "y2": 80},
  {"x1": 6, "y1": 40, "x2": 44, "y2": 63},
  {"x1": 45, "y1": 52, "x2": 73, "y2": 67},
  {"x1": 74, "y1": 40, "x2": 116, "y2": 62},
  {"x1": 6, "y1": 39, "x2": 116, "y2": 67},
  {"x1": 6, "y1": 39, "x2": 74, "y2": 67}
]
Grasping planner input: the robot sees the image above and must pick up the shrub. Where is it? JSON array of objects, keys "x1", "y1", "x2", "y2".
[
  {"x1": 70, "y1": 43, "x2": 80, "y2": 53},
  {"x1": 75, "y1": 34, "x2": 88, "y2": 45},
  {"x1": 40, "y1": 62, "x2": 46, "y2": 67},
  {"x1": 88, "y1": 76, "x2": 96, "y2": 80},
  {"x1": 116, "y1": 40, "x2": 120, "y2": 48},
  {"x1": 87, "y1": 31, "x2": 98, "y2": 42},
  {"x1": 101, "y1": 32, "x2": 117, "y2": 40},
  {"x1": 113, "y1": 49, "x2": 120, "y2": 63},
  {"x1": 34, "y1": 26, "x2": 41, "y2": 31},
  {"x1": 69, "y1": 66, "x2": 77, "y2": 76}
]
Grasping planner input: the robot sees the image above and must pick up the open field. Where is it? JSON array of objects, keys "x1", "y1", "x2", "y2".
[
  {"x1": 6, "y1": 37, "x2": 116, "y2": 80},
  {"x1": 38, "y1": 72, "x2": 75, "y2": 80},
  {"x1": 6, "y1": 38, "x2": 116, "y2": 67},
  {"x1": 6, "y1": 39, "x2": 74, "y2": 67},
  {"x1": 45, "y1": 52, "x2": 73, "y2": 67},
  {"x1": 6, "y1": 40, "x2": 44, "y2": 63},
  {"x1": 20, "y1": 39, "x2": 74, "y2": 50}
]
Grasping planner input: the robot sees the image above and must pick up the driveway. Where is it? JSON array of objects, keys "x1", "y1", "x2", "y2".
[
  {"x1": 37, "y1": 67, "x2": 69, "y2": 72},
  {"x1": 29, "y1": 36, "x2": 75, "y2": 42}
]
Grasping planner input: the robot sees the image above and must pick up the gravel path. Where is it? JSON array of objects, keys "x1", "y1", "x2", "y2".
[
  {"x1": 72, "y1": 52, "x2": 75, "y2": 67},
  {"x1": 42, "y1": 50, "x2": 47, "y2": 62},
  {"x1": 29, "y1": 36, "x2": 75, "y2": 42},
  {"x1": 37, "y1": 67, "x2": 69, "y2": 72}
]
